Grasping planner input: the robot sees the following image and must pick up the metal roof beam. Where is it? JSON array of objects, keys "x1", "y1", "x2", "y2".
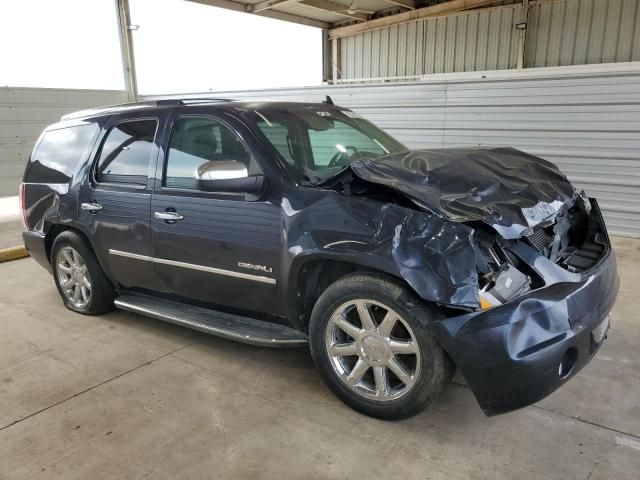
[
  {"x1": 300, "y1": 0, "x2": 369, "y2": 22},
  {"x1": 185, "y1": 0, "x2": 250, "y2": 14},
  {"x1": 253, "y1": 0, "x2": 302, "y2": 13},
  {"x1": 382, "y1": 0, "x2": 415, "y2": 9},
  {"x1": 328, "y1": 0, "x2": 504, "y2": 38},
  {"x1": 184, "y1": 0, "x2": 329, "y2": 29},
  {"x1": 257, "y1": 6, "x2": 330, "y2": 27}
]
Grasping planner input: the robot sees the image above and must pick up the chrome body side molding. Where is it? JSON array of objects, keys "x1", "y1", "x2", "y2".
[
  {"x1": 108, "y1": 249, "x2": 276, "y2": 285},
  {"x1": 109, "y1": 249, "x2": 153, "y2": 262}
]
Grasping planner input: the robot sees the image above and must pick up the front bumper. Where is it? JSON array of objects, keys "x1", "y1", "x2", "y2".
[{"x1": 432, "y1": 245, "x2": 619, "y2": 416}]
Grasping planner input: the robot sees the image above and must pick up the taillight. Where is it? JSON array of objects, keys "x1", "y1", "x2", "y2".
[{"x1": 19, "y1": 183, "x2": 28, "y2": 229}]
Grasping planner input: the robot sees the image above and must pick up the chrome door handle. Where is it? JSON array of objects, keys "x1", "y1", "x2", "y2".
[
  {"x1": 80, "y1": 202, "x2": 102, "y2": 212},
  {"x1": 154, "y1": 211, "x2": 184, "y2": 221}
]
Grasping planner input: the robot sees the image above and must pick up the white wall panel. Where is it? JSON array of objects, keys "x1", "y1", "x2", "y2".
[{"x1": 0, "y1": 87, "x2": 127, "y2": 196}]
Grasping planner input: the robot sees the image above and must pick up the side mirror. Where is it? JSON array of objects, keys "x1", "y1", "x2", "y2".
[{"x1": 194, "y1": 160, "x2": 265, "y2": 193}]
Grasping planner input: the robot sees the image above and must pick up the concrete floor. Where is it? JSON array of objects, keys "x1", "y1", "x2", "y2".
[
  {"x1": 0, "y1": 220, "x2": 22, "y2": 250},
  {"x1": 0, "y1": 196, "x2": 21, "y2": 250},
  {"x1": 0, "y1": 238, "x2": 638, "y2": 480}
]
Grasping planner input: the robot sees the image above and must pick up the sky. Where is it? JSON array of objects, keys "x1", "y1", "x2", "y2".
[{"x1": 0, "y1": 0, "x2": 322, "y2": 94}]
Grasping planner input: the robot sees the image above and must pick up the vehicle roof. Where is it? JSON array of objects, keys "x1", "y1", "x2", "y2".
[{"x1": 58, "y1": 98, "x2": 346, "y2": 123}]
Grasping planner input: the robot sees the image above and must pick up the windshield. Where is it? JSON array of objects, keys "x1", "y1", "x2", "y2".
[{"x1": 246, "y1": 106, "x2": 407, "y2": 183}]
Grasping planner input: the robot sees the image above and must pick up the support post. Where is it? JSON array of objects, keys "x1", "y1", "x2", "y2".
[
  {"x1": 516, "y1": 0, "x2": 529, "y2": 69},
  {"x1": 331, "y1": 37, "x2": 340, "y2": 84},
  {"x1": 115, "y1": 0, "x2": 139, "y2": 102},
  {"x1": 322, "y1": 30, "x2": 331, "y2": 84}
]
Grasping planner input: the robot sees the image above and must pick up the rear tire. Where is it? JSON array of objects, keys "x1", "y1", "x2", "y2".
[
  {"x1": 51, "y1": 230, "x2": 115, "y2": 315},
  {"x1": 309, "y1": 272, "x2": 454, "y2": 420}
]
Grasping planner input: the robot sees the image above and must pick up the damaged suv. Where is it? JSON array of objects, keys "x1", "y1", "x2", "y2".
[{"x1": 21, "y1": 99, "x2": 618, "y2": 419}]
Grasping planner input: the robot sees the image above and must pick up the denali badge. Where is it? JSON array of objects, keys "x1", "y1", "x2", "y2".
[{"x1": 238, "y1": 262, "x2": 273, "y2": 273}]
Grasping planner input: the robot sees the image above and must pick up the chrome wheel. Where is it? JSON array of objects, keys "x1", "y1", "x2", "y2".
[
  {"x1": 325, "y1": 299, "x2": 421, "y2": 401},
  {"x1": 56, "y1": 246, "x2": 92, "y2": 309}
]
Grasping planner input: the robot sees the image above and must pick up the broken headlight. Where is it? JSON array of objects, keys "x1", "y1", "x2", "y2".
[{"x1": 479, "y1": 263, "x2": 531, "y2": 309}]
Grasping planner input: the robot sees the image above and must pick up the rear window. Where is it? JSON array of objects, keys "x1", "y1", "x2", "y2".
[{"x1": 24, "y1": 124, "x2": 99, "y2": 183}]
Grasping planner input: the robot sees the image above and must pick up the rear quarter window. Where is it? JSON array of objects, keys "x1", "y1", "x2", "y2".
[{"x1": 24, "y1": 124, "x2": 99, "y2": 183}]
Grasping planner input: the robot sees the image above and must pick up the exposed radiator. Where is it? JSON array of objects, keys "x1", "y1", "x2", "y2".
[{"x1": 526, "y1": 227, "x2": 554, "y2": 252}]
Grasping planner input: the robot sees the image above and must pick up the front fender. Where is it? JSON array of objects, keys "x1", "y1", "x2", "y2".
[{"x1": 280, "y1": 192, "x2": 480, "y2": 322}]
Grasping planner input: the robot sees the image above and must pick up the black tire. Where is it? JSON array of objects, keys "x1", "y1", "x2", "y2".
[
  {"x1": 309, "y1": 272, "x2": 454, "y2": 420},
  {"x1": 51, "y1": 230, "x2": 115, "y2": 315}
]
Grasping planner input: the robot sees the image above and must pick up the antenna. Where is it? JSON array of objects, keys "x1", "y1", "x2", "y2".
[{"x1": 323, "y1": 95, "x2": 334, "y2": 105}]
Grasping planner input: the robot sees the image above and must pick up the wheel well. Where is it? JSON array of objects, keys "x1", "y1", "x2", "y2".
[
  {"x1": 44, "y1": 225, "x2": 90, "y2": 262},
  {"x1": 295, "y1": 260, "x2": 377, "y2": 332}
]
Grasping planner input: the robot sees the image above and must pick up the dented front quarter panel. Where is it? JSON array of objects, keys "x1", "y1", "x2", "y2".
[
  {"x1": 389, "y1": 207, "x2": 479, "y2": 307},
  {"x1": 283, "y1": 190, "x2": 481, "y2": 309}
]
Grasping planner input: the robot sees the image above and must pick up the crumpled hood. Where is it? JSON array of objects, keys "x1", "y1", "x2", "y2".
[{"x1": 345, "y1": 147, "x2": 576, "y2": 239}]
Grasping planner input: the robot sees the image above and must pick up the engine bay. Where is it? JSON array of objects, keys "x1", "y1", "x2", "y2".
[{"x1": 476, "y1": 195, "x2": 608, "y2": 309}]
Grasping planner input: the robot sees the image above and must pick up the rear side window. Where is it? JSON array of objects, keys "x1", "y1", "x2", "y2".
[
  {"x1": 95, "y1": 119, "x2": 158, "y2": 185},
  {"x1": 24, "y1": 124, "x2": 99, "y2": 183}
]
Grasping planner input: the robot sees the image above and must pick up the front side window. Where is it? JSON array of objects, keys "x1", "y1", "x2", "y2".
[
  {"x1": 95, "y1": 119, "x2": 158, "y2": 185},
  {"x1": 249, "y1": 107, "x2": 406, "y2": 183},
  {"x1": 164, "y1": 116, "x2": 252, "y2": 190}
]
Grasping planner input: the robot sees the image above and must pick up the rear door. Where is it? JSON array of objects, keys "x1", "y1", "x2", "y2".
[
  {"x1": 150, "y1": 112, "x2": 282, "y2": 316},
  {"x1": 79, "y1": 112, "x2": 168, "y2": 290}
]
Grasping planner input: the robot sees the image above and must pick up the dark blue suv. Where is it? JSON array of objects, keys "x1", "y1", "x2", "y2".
[{"x1": 20, "y1": 99, "x2": 618, "y2": 419}]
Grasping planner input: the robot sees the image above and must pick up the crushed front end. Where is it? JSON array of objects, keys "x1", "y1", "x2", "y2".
[
  {"x1": 431, "y1": 196, "x2": 619, "y2": 415},
  {"x1": 317, "y1": 148, "x2": 619, "y2": 415}
]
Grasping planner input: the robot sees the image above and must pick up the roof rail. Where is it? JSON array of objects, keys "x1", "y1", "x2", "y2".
[
  {"x1": 60, "y1": 97, "x2": 236, "y2": 121},
  {"x1": 178, "y1": 97, "x2": 236, "y2": 104},
  {"x1": 154, "y1": 99, "x2": 184, "y2": 106},
  {"x1": 60, "y1": 100, "x2": 175, "y2": 121}
]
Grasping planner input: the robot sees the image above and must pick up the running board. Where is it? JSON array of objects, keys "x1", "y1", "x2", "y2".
[{"x1": 114, "y1": 294, "x2": 308, "y2": 348}]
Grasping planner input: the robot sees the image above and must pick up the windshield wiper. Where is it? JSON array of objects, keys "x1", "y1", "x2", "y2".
[
  {"x1": 312, "y1": 165, "x2": 354, "y2": 186},
  {"x1": 300, "y1": 165, "x2": 324, "y2": 185}
]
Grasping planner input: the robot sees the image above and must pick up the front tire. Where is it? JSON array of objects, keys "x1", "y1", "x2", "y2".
[
  {"x1": 309, "y1": 273, "x2": 454, "y2": 420},
  {"x1": 51, "y1": 231, "x2": 115, "y2": 315}
]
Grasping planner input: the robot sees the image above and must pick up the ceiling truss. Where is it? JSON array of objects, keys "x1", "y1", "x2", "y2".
[{"x1": 184, "y1": 0, "x2": 510, "y2": 37}]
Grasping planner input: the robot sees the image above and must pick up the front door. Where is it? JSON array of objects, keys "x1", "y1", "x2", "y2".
[
  {"x1": 79, "y1": 113, "x2": 166, "y2": 291},
  {"x1": 150, "y1": 114, "x2": 282, "y2": 316}
]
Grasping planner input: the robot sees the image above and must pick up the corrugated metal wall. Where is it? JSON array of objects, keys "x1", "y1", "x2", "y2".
[
  {"x1": 336, "y1": 0, "x2": 640, "y2": 79},
  {"x1": 0, "y1": 87, "x2": 127, "y2": 196},
  {"x1": 339, "y1": 3, "x2": 521, "y2": 78},
  {"x1": 527, "y1": 0, "x2": 640, "y2": 67},
  {"x1": 163, "y1": 64, "x2": 640, "y2": 237}
]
